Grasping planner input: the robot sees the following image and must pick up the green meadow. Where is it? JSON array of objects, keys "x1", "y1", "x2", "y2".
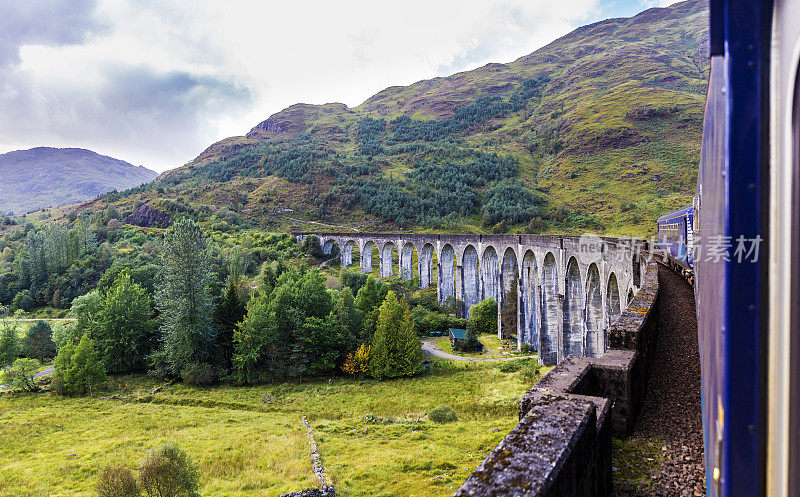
[{"x1": 0, "y1": 359, "x2": 544, "y2": 497}]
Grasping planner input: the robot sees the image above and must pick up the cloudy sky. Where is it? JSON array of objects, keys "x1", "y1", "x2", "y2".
[{"x1": 0, "y1": 0, "x2": 676, "y2": 173}]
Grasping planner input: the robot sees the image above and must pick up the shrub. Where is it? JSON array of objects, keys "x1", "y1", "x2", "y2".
[
  {"x1": 180, "y1": 362, "x2": 219, "y2": 386},
  {"x1": 428, "y1": 404, "x2": 458, "y2": 424},
  {"x1": 138, "y1": 443, "x2": 200, "y2": 497},
  {"x1": 3, "y1": 358, "x2": 40, "y2": 392},
  {"x1": 95, "y1": 466, "x2": 141, "y2": 497},
  {"x1": 498, "y1": 359, "x2": 524, "y2": 373},
  {"x1": 13, "y1": 290, "x2": 34, "y2": 312},
  {"x1": 341, "y1": 343, "x2": 370, "y2": 377},
  {"x1": 498, "y1": 358, "x2": 541, "y2": 379},
  {"x1": 21, "y1": 320, "x2": 56, "y2": 361}
]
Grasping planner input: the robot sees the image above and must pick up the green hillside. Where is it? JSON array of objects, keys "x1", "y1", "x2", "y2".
[{"x1": 93, "y1": 0, "x2": 708, "y2": 237}]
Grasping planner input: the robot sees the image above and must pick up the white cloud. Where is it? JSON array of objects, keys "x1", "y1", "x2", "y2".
[{"x1": 0, "y1": 0, "x2": 628, "y2": 172}]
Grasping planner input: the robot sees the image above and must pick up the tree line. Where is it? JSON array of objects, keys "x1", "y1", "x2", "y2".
[{"x1": 4, "y1": 219, "x2": 488, "y2": 395}]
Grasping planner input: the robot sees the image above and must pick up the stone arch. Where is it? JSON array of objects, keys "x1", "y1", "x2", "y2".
[
  {"x1": 322, "y1": 239, "x2": 340, "y2": 256},
  {"x1": 361, "y1": 241, "x2": 377, "y2": 273},
  {"x1": 584, "y1": 263, "x2": 603, "y2": 358},
  {"x1": 563, "y1": 256, "x2": 584, "y2": 358},
  {"x1": 606, "y1": 273, "x2": 621, "y2": 327},
  {"x1": 342, "y1": 240, "x2": 359, "y2": 268},
  {"x1": 438, "y1": 244, "x2": 456, "y2": 304},
  {"x1": 633, "y1": 252, "x2": 641, "y2": 287},
  {"x1": 521, "y1": 250, "x2": 539, "y2": 349},
  {"x1": 380, "y1": 242, "x2": 397, "y2": 277},
  {"x1": 399, "y1": 242, "x2": 417, "y2": 281},
  {"x1": 462, "y1": 245, "x2": 480, "y2": 318},
  {"x1": 481, "y1": 246, "x2": 499, "y2": 303},
  {"x1": 419, "y1": 243, "x2": 435, "y2": 289},
  {"x1": 500, "y1": 248, "x2": 519, "y2": 339},
  {"x1": 541, "y1": 252, "x2": 559, "y2": 365}
]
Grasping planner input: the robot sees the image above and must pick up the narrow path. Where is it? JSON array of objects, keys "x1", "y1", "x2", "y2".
[
  {"x1": 2, "y1": 318, "x2": 76, "y2": 322},
  {"x1": 613, "y1": 265, "x2": 705, "y2": 497},
  {"x1": 0, "y1": 366, "x2": 53, "y2": 390},
  {"x1": 421, "y1": 338, "x2": 537, "y2": 362},
  {"x1": 34, "y1": 366, "x2": 55, "y2": 379},
  {"x1": 317, "y1": 256, "x2": 338, "y2": 269},
  {"x1": 280, "y1": 214, "x2": 360, "y2": 232}
]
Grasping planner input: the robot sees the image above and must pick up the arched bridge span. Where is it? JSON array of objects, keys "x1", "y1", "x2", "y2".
[{"x1": 298, "y1": 233, "x2": 648, "y2": 366}]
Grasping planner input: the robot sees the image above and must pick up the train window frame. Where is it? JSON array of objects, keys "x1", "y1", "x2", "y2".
[{"x1": 790, "y1": 55, "x2": 800, "y2": 496}]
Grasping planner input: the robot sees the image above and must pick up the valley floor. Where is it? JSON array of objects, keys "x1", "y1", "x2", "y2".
[{"x1": 0, "y1": 359, "x2": 543, "y2": 497}]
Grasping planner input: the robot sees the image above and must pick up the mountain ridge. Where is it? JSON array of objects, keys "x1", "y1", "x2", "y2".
[
  {"x1": 131, "y1": 0, "x2": 707, "y2": 237},
  {"x1": 0, "y1": 147, "x2": 158, "y2": 214}
]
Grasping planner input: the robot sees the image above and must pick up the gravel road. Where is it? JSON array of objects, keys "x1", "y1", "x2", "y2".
[{"x1": 421, "y1": 338, "x2": 537, "y2": 362}]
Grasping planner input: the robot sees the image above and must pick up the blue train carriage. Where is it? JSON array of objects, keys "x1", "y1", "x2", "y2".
[
  {"x1": 695, "y1": 1, "x2": 800, "y2": 497},
  {"x1": 656, "y1": 205, "x2": 695, "y2": 269}
]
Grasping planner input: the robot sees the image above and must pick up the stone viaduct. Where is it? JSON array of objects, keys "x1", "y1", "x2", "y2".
[{"x1": 297, "y1": 233, "x2": 648, "y2": 365}]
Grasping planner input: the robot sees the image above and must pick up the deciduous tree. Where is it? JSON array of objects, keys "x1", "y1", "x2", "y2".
[
  {"x1": 467, "y1": 298, "x2": 498, "y2": 335},
  {"x1": 53, "y1": 333, "x2": 106, "y2": 396},
  {"x1": 95, "y1": 272, "x2": 154, "y2": 373}
]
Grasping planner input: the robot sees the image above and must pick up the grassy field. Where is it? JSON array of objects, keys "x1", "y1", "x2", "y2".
[{"x1": 0, "y1": 360, "x2": 541, "y2": 497}]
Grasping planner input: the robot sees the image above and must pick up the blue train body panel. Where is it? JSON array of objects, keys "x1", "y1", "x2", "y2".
[{"x1": 694, "y1": 1, "x2": 771, "y2": 496}]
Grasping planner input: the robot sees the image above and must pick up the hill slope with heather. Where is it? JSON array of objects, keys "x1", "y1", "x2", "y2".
[
  {"x1": 107, "y1": 0, "x2": 708, "y2": 237},
  {"x1": 0, "y1": 147, "x2": 157, "y2": 215}
]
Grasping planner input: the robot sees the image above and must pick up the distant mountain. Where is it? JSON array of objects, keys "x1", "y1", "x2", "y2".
[
  {"x1": 110, "y1": 0, "x2": 708, "y2": 236},
  {"x1": 0, "y1": 147, "x2": 158, "y2": 214}
]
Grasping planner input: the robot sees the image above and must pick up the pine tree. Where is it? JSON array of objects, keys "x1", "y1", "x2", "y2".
[
  {"x1": 368, "y1": 291, "x2": 422, "y2": 379},
  {"x1": 0, "y1": 308, "x2": 18, "y2": 367},
  {"x1": 156, "y1": 218, "x2": 216, "y2": 376},
  {"x1": 21, "y1": 320, "x2": 56, "y2": 361},
  {"x1": 215, "y1": 280, "x2": 247, "y2": 369},
  {"x1": 355, "y1": 276, "x2": 382, "y2": 342}
]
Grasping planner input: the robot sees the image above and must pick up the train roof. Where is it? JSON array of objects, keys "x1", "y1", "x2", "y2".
[{"x1": 656, "y1": 205, "x2": 694, "y2": 223}]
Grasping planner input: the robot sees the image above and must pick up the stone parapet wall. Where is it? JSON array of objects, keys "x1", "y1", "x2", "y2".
[
  {"x1": 455, "y1": 261, "x2": 661, "y2": 497},
  {"x1": 454, "y1": 397, "x2": 611, "y2": 497}
]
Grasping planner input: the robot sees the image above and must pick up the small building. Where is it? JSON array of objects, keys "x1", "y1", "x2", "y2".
[{"x1": 449, "y1": 328, "x2": 468, "y2": 347}]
